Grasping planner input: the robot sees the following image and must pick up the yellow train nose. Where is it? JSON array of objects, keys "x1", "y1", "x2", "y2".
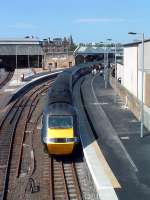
[
  {"x1": 47, "y1": 143, "x2": 74, "y2": 155},
  {"x1": 48, "y1": 128, "x2": 74, "y2": 138},
  {"x1": 46, "y1": 128, "x2": 75, "y2": 155}
]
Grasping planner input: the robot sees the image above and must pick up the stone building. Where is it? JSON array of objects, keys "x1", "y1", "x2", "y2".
[{"x1": 42, "y1": 36, "x2": 76, "y2": 69}]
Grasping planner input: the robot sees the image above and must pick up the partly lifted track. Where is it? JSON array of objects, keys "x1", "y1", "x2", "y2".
[
  {"x1": 0, "y1": 78, "x2": 55, "y2": 200},
  {"x1": 0, "y1": 71, "x2": 14, "y2": 89}
]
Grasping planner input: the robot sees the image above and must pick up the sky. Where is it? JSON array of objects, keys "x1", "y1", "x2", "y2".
[{"x1": 0, "y1": 0, "x2": 150, "y2": 44}]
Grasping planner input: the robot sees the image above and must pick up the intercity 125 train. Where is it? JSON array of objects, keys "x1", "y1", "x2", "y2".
[{"x1": 41, "y1": 69, "x2": 79, "y2": 155}]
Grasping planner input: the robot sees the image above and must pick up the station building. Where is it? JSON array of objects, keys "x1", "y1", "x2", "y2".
[
  {"x1": 0, "y1": 38, "x2": 43, "y2": 71},
  {"x1": 42, "y1": 37, "x2": 75, "y2": 69},
  {"x1": 44, "y1": 52, "x2": 75, "y2": 69},
  {"x1": 117, "y1": 40, "x2": 150, "y2": 107}
]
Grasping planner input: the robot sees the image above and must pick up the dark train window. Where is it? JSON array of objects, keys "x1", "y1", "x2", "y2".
[{"x1": 48, "y1": 116, "x2": 73, "y2": 128}]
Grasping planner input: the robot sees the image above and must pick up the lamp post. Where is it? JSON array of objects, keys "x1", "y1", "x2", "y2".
[
  {"x1": 128, "y1": 32, "x2": 144, "y2": 138},
  {"x1": 103, "y1": 42, "x2": 107, "y2": 85},
  {"x1": 105, "y1": 39, "x2": 112, "y2": 88},
  {"x1": 114, "y1": 42, "x2": 117, "y2": 103}
]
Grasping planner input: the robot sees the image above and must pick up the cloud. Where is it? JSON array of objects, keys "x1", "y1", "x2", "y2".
[
  {"x1": 74, "y1": 18, "x2": 134, "y2": 24},
  {"x1": 8, "y1": 22, "x2": 37, "y2": 29}
]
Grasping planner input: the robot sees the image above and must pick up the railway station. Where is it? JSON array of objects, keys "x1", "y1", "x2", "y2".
[
  {"x1": 0, "y1": 1, "x2": 150, "y2": 200},
  {"x1": 1, "y1": 46, "x2": 150, "y2": 199}
]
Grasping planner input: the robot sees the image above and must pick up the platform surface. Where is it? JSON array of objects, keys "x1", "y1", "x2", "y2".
[{"x1": 88, "y1": 73, "x2": 150, "y2": 200}]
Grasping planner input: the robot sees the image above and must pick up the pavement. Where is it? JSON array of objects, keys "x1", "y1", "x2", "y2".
[{"x1": 85, "y1": 73, "x2": 150, "y2": 200}]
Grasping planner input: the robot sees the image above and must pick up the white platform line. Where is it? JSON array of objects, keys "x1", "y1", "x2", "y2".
[{"x1": 83, "y1": 140, "x2": 119, "y2": 200}]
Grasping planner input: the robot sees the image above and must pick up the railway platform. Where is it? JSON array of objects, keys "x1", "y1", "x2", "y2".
[
  {"x1": 82, "y1": 73, "x2": 150, "y2": 200},
  {"x1": 0, "y1": 68, "x2": 62, "y2": 110},
  {"x1": 0, "y1": 69, "x2": 33, "y2": 110}
]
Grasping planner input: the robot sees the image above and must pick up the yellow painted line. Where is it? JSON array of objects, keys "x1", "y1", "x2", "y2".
[{"x1": 92, "y1": 140, "x2": 121, "y2": 189}]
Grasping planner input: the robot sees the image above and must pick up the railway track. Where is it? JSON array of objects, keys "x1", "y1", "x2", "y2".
[
  {"x1": 0, "y1": 71, "x2": 14, "y2": 89},
  {"x1": 47, "y1": 156, "x2": 82, "y2": 200},
  {"x1": 0, "y1": 72, "x2": 99, "y2": 200},
  {"x1": 0, "y1": 78, "x2": 55, "y2": 200},
  {"x1": 41, "y1": 145, "x2": 96, "y2": 200}
]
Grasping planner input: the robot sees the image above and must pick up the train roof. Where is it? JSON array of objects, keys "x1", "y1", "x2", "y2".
[
  {"x1": 48, "y1": 69, "x2": 72, "y2": 105},
  {"x1": 48, "y1": 65, "x2": 91, "y2": 106},
  {"x1": 44, "y1": 103, "x2": 76, "y2": 116}
]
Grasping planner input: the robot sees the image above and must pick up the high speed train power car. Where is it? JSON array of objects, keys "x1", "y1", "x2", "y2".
[{"x1": 41, "y1": 70, "x2": 79, "y2": 155}]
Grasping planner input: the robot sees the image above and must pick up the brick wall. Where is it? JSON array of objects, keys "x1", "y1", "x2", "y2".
[{"x1": 44, "y1": 54, "x2": 75, "y2": 69}]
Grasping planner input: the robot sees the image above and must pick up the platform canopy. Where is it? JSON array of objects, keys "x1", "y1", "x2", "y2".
[
  {"x1": 0, "y1": 38, "x2": 43, "y2": 55},
  {"x1": 74, "y1": 45, "x2": 114, "y2": 55}
]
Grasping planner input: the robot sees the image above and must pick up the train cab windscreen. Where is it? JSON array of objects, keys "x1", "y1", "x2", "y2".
[{"x1": 48, "y1": 116, "x2": 73, "y2": 128}]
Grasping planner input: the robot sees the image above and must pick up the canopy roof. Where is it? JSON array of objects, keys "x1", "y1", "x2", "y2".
[{"x1": 0, "y1": 38, "x2": 43, "y2": 55}]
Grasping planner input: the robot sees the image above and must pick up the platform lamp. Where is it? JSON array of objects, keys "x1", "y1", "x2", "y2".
[
  {"x1": 105, "y1": 38, "x2": 112, "y2": 88},
  {"x1": 99, "y1": 41, "x2": 106, "y2": 82},
  {"x1": 113, "y1": 41, "x2": 117, "y2": 103},
  {"x1": 99, "y1": 41, "x2": 104, "y2": 64},
  {"x1": 128, "y1": 32, "x2": 144, "y2": 138}
]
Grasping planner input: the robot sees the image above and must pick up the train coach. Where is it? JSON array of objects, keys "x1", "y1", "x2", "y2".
[{"x1": 41, "y1": 69, "x2": 79, "y2": 155}]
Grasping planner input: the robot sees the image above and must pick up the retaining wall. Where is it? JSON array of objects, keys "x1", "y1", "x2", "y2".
[{"x1": 110, "y1": 76, "x2": 150, "y2": 132}]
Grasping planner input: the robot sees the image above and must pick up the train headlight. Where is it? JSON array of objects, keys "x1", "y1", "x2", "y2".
[{"x1": 74, "y1": 137, "x2": 80, "y2": 143}]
